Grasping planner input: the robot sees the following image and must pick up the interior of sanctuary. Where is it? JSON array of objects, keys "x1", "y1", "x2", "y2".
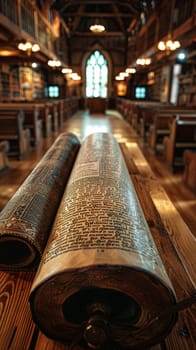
[{"x1": 0, "y1": 1, "x2": 195, "y2": 349}]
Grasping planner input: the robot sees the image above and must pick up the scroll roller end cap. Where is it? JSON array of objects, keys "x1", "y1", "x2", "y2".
[{"x1": 83, "y1": 315, "x2": 110, "y2": 349}]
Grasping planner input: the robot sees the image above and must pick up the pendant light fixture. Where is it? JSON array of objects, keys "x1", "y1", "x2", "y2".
[
  {"x1": 157, "y1": 1, "x2": 180, "y2": 52},
  {"x1": 89, "y1": 4, "x2": 105, "y2": 33}
]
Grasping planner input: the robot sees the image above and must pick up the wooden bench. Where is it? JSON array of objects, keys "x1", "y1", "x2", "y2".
[
  {"x1": 163, "y1": 119, "x2": 196, "y2": 171},
  {"x1": 23, "y1": 105, "x2": 43, "y2": 145},
  {"x1": 37, "y1": 100, "x2": 59, "y2": 132},
  {"x1": 0, "y1": 103, "x2": 43, "y2": 146},
  {"x1": 129, "y1": 101, "x2": 170, "y2": 133},
  {"x1": 35, "y1": 102, "x2": 53, "y2": 138},
  {"x1": 148, "y1": 113, "x2": 196, "y2": 154},
  {"x1": 47, "y1": 101, "x2": 59, "y2": 132},
  {"x1": 56, "y1": 99, "x2": 64, "y2": 128},
  {"x1": 0, "y1": 140, "x2": 9, "y2": 173},
  {"x1": 182, "y1": 149, "x2": 196, "y2": 193},
  {"x1": 148, "y1": 113, "x2": 174, "y2": 153},
  {"x1": 138, "y1": 106, "x2": 157, "y2": 139},
  {"x1": 0, "y1": 110, "x2": 31, "y2": 160},
  {"x1": 138, "y1": 106, "x2": 196, "y2": 141}
]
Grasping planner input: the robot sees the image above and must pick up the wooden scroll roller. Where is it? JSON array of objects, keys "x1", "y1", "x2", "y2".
[
  {"x1": 0, "y1": 133, "x2": 80, "y2": 271},
  {"x1": 30, "y1": 132, "x2": 177, "y2": 349}
]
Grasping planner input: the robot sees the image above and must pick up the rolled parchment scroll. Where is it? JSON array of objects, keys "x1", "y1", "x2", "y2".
[
  {"x1": 30, "y1": 133, "x2": 177, "y2": 349},
  {"x1": 0, "y1": 132, "x2": 80, "y2": 270}
]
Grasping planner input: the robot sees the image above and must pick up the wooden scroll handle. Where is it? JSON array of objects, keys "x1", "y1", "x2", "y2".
[{"x1": 70, "y1": 294, "x2": 196, "y2": 350}]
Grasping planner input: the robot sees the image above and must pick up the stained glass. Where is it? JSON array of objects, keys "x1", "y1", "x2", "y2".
[{"x1": 86, "y1": 50, "x2": 108, "y2": 97}]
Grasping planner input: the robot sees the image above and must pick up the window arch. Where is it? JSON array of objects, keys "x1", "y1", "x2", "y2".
[{"x1": 85, "y1": 50, "x2": 108, "y2": 97}]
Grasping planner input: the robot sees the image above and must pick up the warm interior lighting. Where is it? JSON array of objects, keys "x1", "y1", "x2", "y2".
[
  {"x1": 158, "y1": 39, "x2": 180, "y2": 51},
  {"x1": 0, "y1": 50, "x2": 16, "y2": 56},
  {"x1": 89, "y1": 23, "x2": 105, "y2": 33},
  {"x1": 119, "y1": 72, "x2": 129, "y2": 78},
  {"x1": 136, "y1": 58, "x2": 151, "y2": 65},
  {"x1": 32, "y1": 62, "x2": 38, "y2": 68},
  {"x1": 18, "y1": 42, "x2": 40, "y2": 55},
  {"x1": 115, "y1": 76, "x2": 125, "y2": 81},
  {"x1": 90, "y1": 24, "x2": 105, "y2": 33},
  {"x1": 115, "y1": 69, "x2": 136, "y2": 80},
  {"x1": 48, "y1": 59, "x2": 62, "y2": 67},
  {"x1": 69, "y1": 72, "x2": 81, "y2": 80},
  {"x1": 62, "y1": 67, "x2": 72, "y2": 74},
  {"x1": 126, "y1": 67, "x2": 136, "y2": 74}
]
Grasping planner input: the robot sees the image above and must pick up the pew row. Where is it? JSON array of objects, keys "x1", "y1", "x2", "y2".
[
  {"x1": 163, "y1": 119, "x2": 196, "y2": 171},
  {"x1": 148, "y1": 113, "x2": 196, "y2": 154},
  {"x1": 0, "y1": 103, "x2": 43, "y2": 146},
  {"x1": 148, "y1": 113, "x2": 173, "y2": 153},
  {"x1": 138, "y1": 107, "x2": 196, "y2": 141},
  {"x1": 0, "y1": 110, "x2": 31, "y2": 160},
  {"x1": 182, "y1": 150, "x2": 196, "y2": 193},
  {"x1": 0, "y1": 102, "x2": 52, "y2": 139},
  {"x1": 0, "y1": 140, "x2": 9, "y2": 173},
  {"x1": 115, "y1": 98, "x2": 195, "y2": 138}
]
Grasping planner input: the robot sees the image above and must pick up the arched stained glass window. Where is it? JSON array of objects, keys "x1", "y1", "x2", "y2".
[{"x1": 86, "y1": 50, "x2": 108, "y2": 97}]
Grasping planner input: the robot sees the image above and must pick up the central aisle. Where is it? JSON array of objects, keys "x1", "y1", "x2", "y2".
[{"x1": 63, "y1": 109, "x2": 139, "y2": 144}]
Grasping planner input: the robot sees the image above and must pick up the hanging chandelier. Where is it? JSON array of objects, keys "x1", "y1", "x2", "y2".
[
  {"x1": 158, "y1": 37, "x2": 180, "y2": 52},
  {"x1": 89, "y1": 4, "x2": 105, "y2": 33},
  {"x1": 18, "y1": 41, "x2": 40, "y2": 56},
  {"x1": 89, "y1": 22, "x2": 105, "y2": 33}
]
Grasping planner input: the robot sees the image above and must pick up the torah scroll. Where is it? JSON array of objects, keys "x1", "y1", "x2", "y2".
[
  {"x1": 30, "y1": 132, "x2": 177, "y2": 349},
  {"x1": 0, "y1": 132, "x2": 80, "y2": 271}
]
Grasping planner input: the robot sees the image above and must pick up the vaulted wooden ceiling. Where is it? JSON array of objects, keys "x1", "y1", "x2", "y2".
[{"x1": 51, "y1": 0, "x2": 146, "y2": 38}]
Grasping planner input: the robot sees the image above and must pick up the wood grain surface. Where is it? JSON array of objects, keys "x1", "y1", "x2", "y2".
[{"x1": 0, "y1": 111, "x2": 195, "y2": 349}]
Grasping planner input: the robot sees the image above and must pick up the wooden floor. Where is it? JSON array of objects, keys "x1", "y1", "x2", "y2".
[{"x1": 0, "y1": 109, "x2": 195, "y2": 350}]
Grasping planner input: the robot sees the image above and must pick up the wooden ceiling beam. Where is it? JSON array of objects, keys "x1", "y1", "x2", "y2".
[
  {"x1": 111, "y1": 4, "x2": 125, "y2": 33},
  {"x1": 74, "y1": 31, "x2": 124, "y2": 37},
  {"x1": 71, "y1": 4, "x2": 85, "y2": 33},
  {"x1": 62, "y1": 12, "x2": 134, "y2": 18},
  {"x1": 59, "y1": 0, "x2": 139, "y2": 14}
]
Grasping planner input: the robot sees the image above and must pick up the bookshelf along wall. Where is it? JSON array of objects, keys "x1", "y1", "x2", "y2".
[
  {"x1": 178, "y1": 63, "x2": 196, "y2": 107},
  {"x1": 0, "y1": 65, "x2": 46, "y2": 101}
]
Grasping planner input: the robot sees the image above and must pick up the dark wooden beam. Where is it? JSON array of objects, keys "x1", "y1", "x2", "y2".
[
  {"x1": 111, "y1": 3, "x2": 125, "y2": 33},
  {"x1": 59, "y1": 0, "x2": 139, "y2": 14},
  {"x1": 71, "y1": 4, "x2": 85, "y2": 33},
  {"x1": 61, "y1": 12, "x2": 135, "y2": 18},
  {"x1": 74, "y1": 31, "x2": 124, "y2": 37}
]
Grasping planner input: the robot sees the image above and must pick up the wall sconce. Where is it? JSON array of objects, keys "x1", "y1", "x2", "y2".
[
  {"x1": 32, "y1": 62, "x2": 38, "y2": 69},
  {"x1": 115, "y1": 73, "x2": 128, "y2": 80},
  {"x1": 48, "y1": 59, "x2": 62, "y2": 68},
  {"x1": 69, "y1": 72, "x2": 81, "y2": 81},
  {"x1": 18, "y1": 42, "x2": 40, "y2": 56},
  {"x1": 115, "y1": 69, "x2": 136, "y2": 80},
  {"x1": 136, "y1": 58, "x2": 151, "y2": 65},
  {"x1": 115, "y1": 76, "x2": 125, "y2": 81},
  {"x1": 125, "y1": 67, "x2": 136, "y2": 74},
  {"x1": 61, "y1": 67, "x2": 72, "y2": 74},
  {"x1": 119, "y1": 72, "x2": 129, "y2": 78}
]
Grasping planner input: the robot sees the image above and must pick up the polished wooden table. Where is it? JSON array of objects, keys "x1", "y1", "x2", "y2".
[{"x1": 0, "y1": 111, "x2": 195, "y2": 350}]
